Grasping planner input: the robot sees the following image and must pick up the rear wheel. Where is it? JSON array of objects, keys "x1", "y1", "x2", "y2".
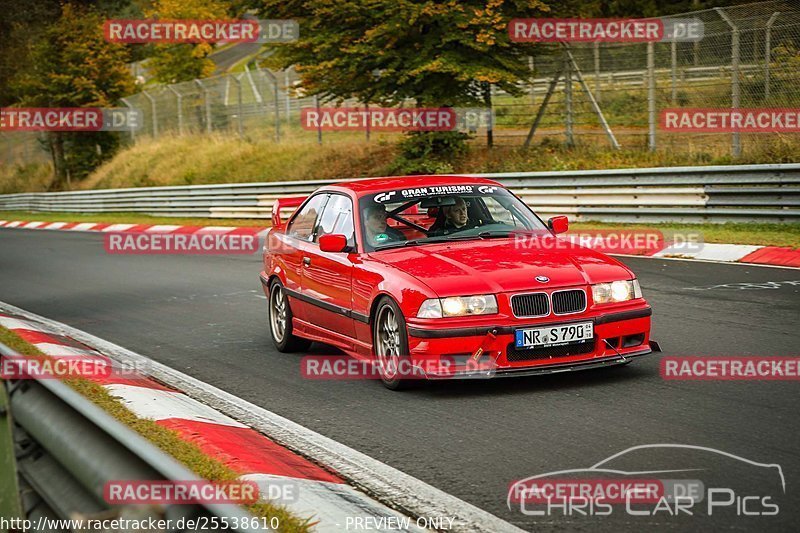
[
  {"x1": 269, "y1": 280, "x2": 311, "y2": 352},
  {"x1": 373, "y1": 297, "x2": 417, "y2": 390}
]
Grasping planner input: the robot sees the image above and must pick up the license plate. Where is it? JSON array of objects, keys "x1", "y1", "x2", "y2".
[{"x1": 515, "y1": 321, "x2": 594, "y2": 349}]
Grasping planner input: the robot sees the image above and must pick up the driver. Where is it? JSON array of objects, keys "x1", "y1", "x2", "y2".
[
  {"x1": 364, "y1": 204, "x2": 405, "y2": 246},
  {"x1": 434, "y1": 196, "x2": 478, "y2": 235}
]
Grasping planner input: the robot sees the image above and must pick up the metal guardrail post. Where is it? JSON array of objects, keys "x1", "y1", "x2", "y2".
[
  {"x1": 167, "y1": 86, "x2": 184, "y2": 136},
  {"x1": 593, "y1": 42, "x2": 601, "y2": 103},
  {"x1": 141, "y1": 91, "x2": 158, "y2": 139},
  {"x1": 717, "y1": 8, "x2": 741, "y2": 157},
  {"x1": 563, "y1": 46, "x2": 620, "y2": 150},
  {"x1": 284, "y1": 69, "x2": 292, "y2": 128},
  {"x1": 671, "y1": 40, "x2": 678, "y2": 105},
  {"x1": 564, "y1": 51, "x2": 574, "y2": 147},
  {"x1": 195, "y1": 79, "x2": 212, "y2": 135},
  {"x1": 261, "y1": 70, "x2": 281, "y2": 142},
  {"x1": 528, "y1": 56, "x2": 536, "y2": 106},
  {"x1": 765, "y1": 12, "x2": 780, "y2": 101},
  {"x1": 314, "y1": 95, "x2": 322, "y2": 144},
  {"x1": 231, "y1": 75, "x2": 244, "y2": 139},
  {"x1": 119, "y1": 98, "x2": 136, "y2": 143},
  {"x1": 647, "y1": 42, "x2": 657, "y2": 152},
  {"x1": 365, "y1": 103, "x2": 371, "y2": 142},
  {"x1": 523, "y1": 64, "x2": 564, "y2": 148}
]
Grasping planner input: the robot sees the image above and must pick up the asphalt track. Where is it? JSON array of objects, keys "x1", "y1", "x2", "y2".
[{"x1": 1, "y1": 228, "x2": 799, "y2": 531}]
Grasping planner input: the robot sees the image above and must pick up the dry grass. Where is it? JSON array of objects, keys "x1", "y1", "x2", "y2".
[
  {"x1": 0, "y1": 162, "x2": 54, "y2": 194},
  {"x1": 0, "y1": 327, "x2": 313, "y2": 532},
  {"x1": 82, "y1": 133, "x2": 398, "y2": 190}
]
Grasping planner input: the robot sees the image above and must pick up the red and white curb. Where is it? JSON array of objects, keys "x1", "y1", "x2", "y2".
[
  {"x1": 632, "y1": 242, "x2": 800, "y2": 268},
  {"x1": 0, "y1": 301, "x2": 523, "y2": 533},
  {"x1": 0, "y1": 220, "x2": 268, "y2": 238}
]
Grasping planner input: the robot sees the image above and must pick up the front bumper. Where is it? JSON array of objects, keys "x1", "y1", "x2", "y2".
[{"x1": 405, "y1": 306, "x2": 656, "y2": 379}]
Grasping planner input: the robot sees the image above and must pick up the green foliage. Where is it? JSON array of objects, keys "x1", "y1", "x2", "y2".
[
  {"x1": 260, "y1": 0, "x2": 548, "y2": 106},
  {"x1": 10, "y1": 3, "x2": 135, "y2": 189},
  {"x1": 145, "y1": 0, "x2": 230, "y2": 83},
  {"x1": 389, "y1": 131, "x2": 470, "y2": 174}
]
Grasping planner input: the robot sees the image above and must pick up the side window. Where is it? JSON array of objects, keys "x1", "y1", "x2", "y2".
[
  {"x1": 313, "y1": 194, "x2": 355, "y2": 247},
  {"x1": 286, "y1": 194, "x2": 328, "y2": 241},
  {"x1": 483, "y1": 196, "x2": 523, "y2": 227}
]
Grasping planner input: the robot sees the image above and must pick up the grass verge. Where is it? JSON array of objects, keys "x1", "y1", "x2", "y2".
[
  {"x1": 572, "y1": 222, "x2": 800, "y2": 249},
  {"x1": 0, "y1": 327, "x2": 312, "y2": 533}
]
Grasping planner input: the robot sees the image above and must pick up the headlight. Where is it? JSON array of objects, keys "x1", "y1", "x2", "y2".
[
  {"x1": 592, "y1": 279, "x2": 641, "y2": 304},
  {"x1": 417, "y1": 295, "x2": 498, "y2": 318}
]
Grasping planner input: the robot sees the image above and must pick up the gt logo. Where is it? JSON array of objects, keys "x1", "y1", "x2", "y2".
[
  {"x1": 478, "y1": 185, "x2": 497, "y2": 194},
  {"x1": 374, "y1": 191, "x2": 396, "y2": 203}
]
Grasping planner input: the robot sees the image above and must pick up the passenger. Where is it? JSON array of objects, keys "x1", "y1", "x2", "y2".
[{"x1": 364, "y1": 204, "x2": 405, "y2": 246}]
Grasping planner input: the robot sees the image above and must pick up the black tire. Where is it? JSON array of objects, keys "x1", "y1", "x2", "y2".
[
  {"x1": 372, "y1": 297, "x2": 418, "y2": 390},
  {"x1": 268, "y1": 280, "x2": 311, "y2": 352}
]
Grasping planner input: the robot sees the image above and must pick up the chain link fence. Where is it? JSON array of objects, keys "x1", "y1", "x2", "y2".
[
  {"x1": 2, "y1": 0, "x2": 800, "y2": 168},
  {"x1": 495, "y1": 0, "x2": 800, "y2": 153}
]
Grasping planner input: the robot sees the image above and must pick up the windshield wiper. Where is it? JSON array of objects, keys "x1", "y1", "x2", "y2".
[
  {"x1": 424, "y1": 230, "x2": 514, "y2": 242},
  {"x1": 373, "y1": 239, "x2": 422, "y2": 250},
  {"x1": 476, "y1": 230, "x2": 513, "y2": 239}
]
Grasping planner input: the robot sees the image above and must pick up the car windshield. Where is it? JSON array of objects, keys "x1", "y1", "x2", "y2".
[{"x1": 358, "y1": 184, "x2": 547, "y2": 251}]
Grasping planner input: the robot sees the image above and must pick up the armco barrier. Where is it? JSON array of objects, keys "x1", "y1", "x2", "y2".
[
  {"x1": 0, "y1": 341, "x2": 264, "y2": 533},
  {"x1": 0, "y1": 163, "x2": 798, "y2": 224}
]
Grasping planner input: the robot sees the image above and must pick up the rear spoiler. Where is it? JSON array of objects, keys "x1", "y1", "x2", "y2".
[{"x1": 271, "y1": 196, "x2": 306, "y2": 230}]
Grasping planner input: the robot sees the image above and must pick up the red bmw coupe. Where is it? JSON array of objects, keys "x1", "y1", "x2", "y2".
[{"x1": 260, "y1": 176, "x2": 659, "y2": 389}]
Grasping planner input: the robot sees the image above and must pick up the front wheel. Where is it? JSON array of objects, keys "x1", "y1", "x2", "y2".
[
  {"x1": 373, "y1": 297, "x2": 417, "y2": 390},
  {"x1": 269, "y1": 280, "x2": 311, "y2": 352}
]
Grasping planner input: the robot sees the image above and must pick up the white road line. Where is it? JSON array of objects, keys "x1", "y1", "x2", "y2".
[{"x1": 0, "y1": 300, "x2": 524, "y2": 533}]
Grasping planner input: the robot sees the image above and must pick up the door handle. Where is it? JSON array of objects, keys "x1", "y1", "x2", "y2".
[{"x1": 302, "y1": 257, "x2": 311, "y2": 266}]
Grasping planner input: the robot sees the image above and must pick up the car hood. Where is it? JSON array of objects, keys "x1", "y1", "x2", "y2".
[{"x1": 367, "y1": 237, "x2": 633, "y2": 297}]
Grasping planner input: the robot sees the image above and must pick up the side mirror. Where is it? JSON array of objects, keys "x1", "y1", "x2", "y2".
[
  {"x1": 319, "y1": 234, "x2": 349, "y2": 253},
  {"x1": 548, "y1": 216, "x2": 569, "y2": 235}
]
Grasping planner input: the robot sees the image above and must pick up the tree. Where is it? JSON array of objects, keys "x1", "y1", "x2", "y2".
[
  {"x1": 13, "y1": 3, "x2": 135, "y2": 189},
  {"x1": 259, "y1": 0, "x2": 548, "y2": 107},
  {"x1": 145, "y1": 0, "x2": 231, "y2": 83}
]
